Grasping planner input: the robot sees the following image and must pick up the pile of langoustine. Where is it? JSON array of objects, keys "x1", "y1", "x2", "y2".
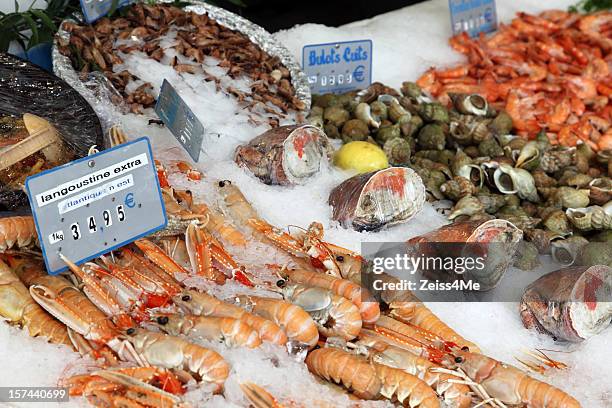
[
  {"x1": 0, "y1": 160, "x2": 582, "y2": 408},
  {"x1": 417, "y1": 10, "x2": 612, "y2": 151}
]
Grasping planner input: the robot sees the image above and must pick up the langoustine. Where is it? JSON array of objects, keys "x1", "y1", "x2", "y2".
[
  {"x1": 445, "y1": 349, "x2": 581, "y2": 408},
  {"x1": 217, "y1": 179, "x2": 363, "y2": 280},
  {"x1": 305, "y1": 347, "x2": 439, "y2": 407},
  {"x1": 0, "y1": 257, "x2": 70, "y2": 345},
  {"x1": 234, "y1": 294, "x2": 319, "y2": 348},
  {"x1": 278, "y1": 268, "x2": 380, "y2": 325},
  {"x1": 172, "y1": 289, "x2": 288, "y2": 346},
  {"x1": 151, "y1": 313, "x2": 262, "y2": 348},
  {"x1": 275, "y1": 281, "x2": 362, "y2": 340}
]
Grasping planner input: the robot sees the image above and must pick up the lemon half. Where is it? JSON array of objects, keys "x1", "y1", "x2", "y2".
[{"x1": 334, "y1": 141, "x2": 389, "y2": 173}]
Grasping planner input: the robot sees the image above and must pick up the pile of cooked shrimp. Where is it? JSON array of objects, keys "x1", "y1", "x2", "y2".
[{"x1": 417, "y1": 10, "x2": 612, "y2": 150}]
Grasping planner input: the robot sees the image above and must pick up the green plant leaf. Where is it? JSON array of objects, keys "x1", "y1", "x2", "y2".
[
  {"x1": 21, "y1": 13, "x2": 39, "y2": 49},
  {"x1": 30, "y1": 9, "x2": 57, "y2": 32}
]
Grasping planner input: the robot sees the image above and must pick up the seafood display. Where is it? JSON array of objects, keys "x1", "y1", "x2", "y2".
[
  {"x1": 329, "y1": 167, "x2": 426, "y2": 231},
  {"x1": 416, "y1": 11, "x2": 612, "y2": 150},
  {"x1": 56, "y1": 3, "x2": 306, "y2": 122},
  {"x1": 0, "y1": 152, "x2": 591, "y2": 407},
  {"x1": 234, "y1": 125, "x2": 331, "y2": 185},
  {"x1": 520, "y1": 265, "x2": 612, "y2": 342}
]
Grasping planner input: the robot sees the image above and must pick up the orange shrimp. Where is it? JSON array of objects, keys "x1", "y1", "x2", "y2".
[
  {"x1": 566, "y1": 75, "x2": 598, "y2": 99},
  {"x1": 598, "y1": 128, "x2": 612, "y2": 150},
  {"x1": 548, "y1": 98, "x2": 571, "y2": 125},
  {"x1": 435, "y1": 65, "x2": 470, "y2": 79},
  {"x1": 416, "y1": 69, "x2": 440, "y2": 94},
  {"x1": 578, "y1": 12, "x2": 612, "y2": 34}
]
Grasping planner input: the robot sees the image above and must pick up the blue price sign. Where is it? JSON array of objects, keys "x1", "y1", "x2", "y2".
[
  {"x1": 302, "y1": 40, "x2": 373, "y2": 95},
  {"x1": 155, "y1": 79, "x2": 205, "y2": 162},
  {"x1": 449, "y1": 0, "x2": 498, "y2": 37},
  {"x1": 25, "y1": 138, "x2": 167, "y2": 275},
  {"x1": 80, "y1": 0, "x2": 133, "y2": 24}
]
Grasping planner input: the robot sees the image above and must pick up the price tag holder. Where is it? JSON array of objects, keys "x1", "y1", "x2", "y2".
[
  {"x1": 449, "y1": 0, "x2": 497, "y2": 37},
  {"x1": 79, "y1": 0, "x2": 133, "y2": 24},
  {"x1": 25, "y1": 137, "x2": 167, "y2": 275},
  {"x1": 155, "y1": 79, "x2": 204, "y2": 162},
  {"x1": 302, "y1": 40, "x2": 373, "y2": 95}
]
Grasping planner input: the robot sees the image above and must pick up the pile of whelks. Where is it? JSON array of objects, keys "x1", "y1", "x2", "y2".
[{"x1": 2, "y1": 158, "x2": 607, "y2": 408}]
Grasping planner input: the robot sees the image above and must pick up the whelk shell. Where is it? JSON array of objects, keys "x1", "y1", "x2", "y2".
[
  {"x1": 566, "y1": 206, "x2": 612, "y2": 231},
  {"x1": 448, "y1": 195, "x2": 484, "y2": 220},
  {"x1": 552, "y1": 187, "x2": 590, "y2": 209},
  {"x1": 493, "y1": 164, "x2": 539, "y2": 202},
  {"x1": 355, "y1": 103, "x2": 381, "y2": 129},
  {"x1": 589, "y1": 178, "x2": 612, "y2": 205},
  {"x1": 551, "y1": 236, "x2": 589, "y2": 266},
  {"x1": 514, "y1": 141, "x2": 540, "y2": 169},
  {"x1": 450, "y1": 93, "x2": 489, "y2": 116}
]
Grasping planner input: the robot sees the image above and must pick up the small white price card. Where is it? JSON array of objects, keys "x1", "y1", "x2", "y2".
[
  {"x1": 302, "y1": 40, "x2": 373, "y2": 95},
  {"x1": 25, "y1": 137, "x2": 167, "y2": 275},
  {"x1": 155, "y1": 79, "x2": 205, "y2": 162},
  {"x1": 80, "y1": 0, "x2": 133, "y2": 24},
  {"x1": 449, "y1": 0, "x2": 498, "y2": 37}
]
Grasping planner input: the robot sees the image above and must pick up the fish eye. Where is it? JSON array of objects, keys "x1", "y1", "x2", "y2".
[
  {"x1": 276, "y1": 279, "x2": 286, "y2": 288},
  {"x1": 461, "y1": 346, "x2": 470, "y2": 351},
  {"x1": 455, "y1": 356, "x2": 464, "y2": 363},
  {"x1": 126, "y1": 328, "x2": 136, "y2": 335},
  {"x1": 181, "y1": 294, "x2": 191, "y2": 301},
  {"x1": 218, "y1": 180, "x2": 231, "y2": 187},
  {"x1": 336, "y1": 255, "x2": 344, "y2": 262},
  {"x1": 157, "y1": 316, "x2": 169, "y2": 325}
]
